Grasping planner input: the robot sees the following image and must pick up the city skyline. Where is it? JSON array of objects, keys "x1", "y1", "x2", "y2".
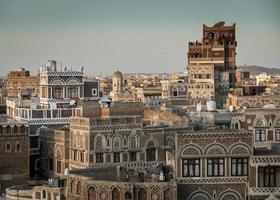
[{"x1": 0, "y1": 0, "x2": 280, "y2": 75}]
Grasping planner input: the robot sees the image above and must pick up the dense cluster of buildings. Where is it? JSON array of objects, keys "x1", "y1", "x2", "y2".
[{"x1": 1, "y1": 22, "x2": 280, "y2": 200}]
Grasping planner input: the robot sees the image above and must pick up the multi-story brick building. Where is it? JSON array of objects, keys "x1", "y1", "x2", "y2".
[
  {"x1": 187, "y1": 22, "x2": 237, "y2": 108},
  {"x1": 175, "y1": 129, "x2": 253, "y2": 200},
  {"x1": 5, "y1": 67, "x2": 39, "y2": 98},
  {"x1": 39, "y1": 126, "x2": 70, "y2": 178},
  {"x1": 227, "y1": 93, "x2": 280, "y2": 108},
  {"x1": 161, "y1": 77, "x2": 188, "y2": 112},
  {"x1": 6, "y1": 60, "x2": 99, "y2": 177},
  {"x1": 231, "y1": 107, "x2": 280, "y2": 199},
  {"x1": 67, "y1": 167, "x2": 177, "y2": 200},
  {"x1": 0, "y1": 116, "x2": 29, "y2": 194}
]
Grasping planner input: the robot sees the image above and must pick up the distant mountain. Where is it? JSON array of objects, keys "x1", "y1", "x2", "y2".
[{"x1": 238, "y1": 65, "x2": 280, "y2": 75}]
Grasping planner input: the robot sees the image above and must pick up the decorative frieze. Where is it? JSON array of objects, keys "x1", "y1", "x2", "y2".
[{"x1": 177, "y1": 177, "x2": 247, "y2": 184}]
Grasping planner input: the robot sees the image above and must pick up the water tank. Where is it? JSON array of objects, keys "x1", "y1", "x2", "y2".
[{"x1": 207, "y1": 100, "x2": 216, "y2": 112}]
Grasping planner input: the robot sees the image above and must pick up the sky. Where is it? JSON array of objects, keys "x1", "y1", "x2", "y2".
[{"x1": 0, "y1": 0, "x2": 279, "y2": 75}]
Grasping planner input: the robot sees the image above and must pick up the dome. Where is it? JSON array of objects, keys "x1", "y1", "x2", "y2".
[
  {"x1": 113, "y1": 70, "x2": 123, "y2": 79},
  {"x1": 263, "y1": 104, "x2": 276, "y2": 109}
]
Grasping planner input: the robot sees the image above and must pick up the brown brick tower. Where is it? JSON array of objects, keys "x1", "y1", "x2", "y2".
[{"x1": 187, "y1": 21, "x2": 237, "y2": 108}]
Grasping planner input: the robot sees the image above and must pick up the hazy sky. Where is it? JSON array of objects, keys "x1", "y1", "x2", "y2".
[{"x1": 0, "y1": 0, "x2": 279, "y2": 75}]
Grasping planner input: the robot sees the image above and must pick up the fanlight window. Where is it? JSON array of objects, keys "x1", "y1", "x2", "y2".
[
  {"x1": 220, "y1": 193, "x2": 239, "y2": 200},
  {"x1": 51, "y1": 79, "x2": 64, "y2": 85},
  {"x1": 189, "y1": 191, "x2": 212, "y2": 200},
  {"x1": 147, "y1": 141, "x2": 156, "y2": 147},
  {"x1": 205, "y1": 145, "x2": 226, "y2": 156},
  {"x1": 67, "y1": 79, "x2": 80, "y2": 85},
  {"x1": 182, "y1": 147, "x2": 201, "y2": 157},
  {"x1": 231, "y1": 146, "x2": 249, "y2": 155}
]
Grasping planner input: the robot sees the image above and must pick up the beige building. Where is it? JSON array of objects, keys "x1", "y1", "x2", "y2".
[
  {"x1": 227, "y1": 93, "x2": 280, "y2": 108},
  {"x1": 5, "y1": 67, "x2": 39, "y2": 98},
  {"x1": 39, "y1": 127, "x2": 70, "y2": 177},
  {"x1": 186, "y1": 64, "x2": 215, "y2": 107},
  {"x1": 110, "y1": 70, "x2": 134, "y2": 102}
]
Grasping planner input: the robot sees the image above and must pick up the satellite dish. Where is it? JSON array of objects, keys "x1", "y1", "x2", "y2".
[{"x1": 70, "y1": 99, "x2": 76, "y2": 106}]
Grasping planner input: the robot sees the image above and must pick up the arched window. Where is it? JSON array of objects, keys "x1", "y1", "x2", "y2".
[
  {"x1": 20, "y1": 125, "x2": 25, "y2": 133},
  {"x1": 124, "y1": 191, "x2": 132, "y2": 200},
  {"x1": 6, "y1": 125, "x2": 11, "y2": 134},
  {"x1": 14, "y1": 126, "x2": 18, "y2": 134},
  {"x1": 88, "y1": 187, "x2": 96, "y2": 200},
  {"x1": 113, "y1": 137, "x2": 121, "y2": 150},
  {"x1": 77, "y1": 181, "x2": 82, "y2": 195},
  {"x1": 15, "y1": 142, "x2": 21, "y2": 152},
  {"x1": 95, "y1": 136, "x2": 103, "y2": 149},
  {"x1": 129, "y1": 136, "x2": 137, "y2": 149},
  {"x1": 146, "y1": 141, "x2": 156, "y2": 161},
  {"x1": 138, "y1": 188, "x2": 147, "y2": 200},
  {"x1": 70, "y1": 180, "x2": 75, "y2": 193},
  {"x1": 42, "y1": 190, "x2": 46, "y2": 198},
  {"x1": 112, "y1": 187, "x2": 121, "y2": 200}
]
